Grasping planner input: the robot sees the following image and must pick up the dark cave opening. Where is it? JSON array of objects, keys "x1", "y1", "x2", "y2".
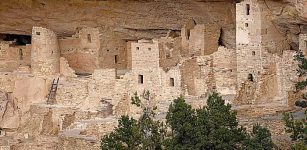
[{"x1": 0, "y1": 34, "x2": 31, "y2": 46}]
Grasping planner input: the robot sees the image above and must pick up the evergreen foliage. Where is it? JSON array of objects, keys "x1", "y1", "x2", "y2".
[
  {"x1": 101, "y1": 92, "x2": 274, "y2": 150},
  {"x1": 295, "y1": 51, "x2": 307, "y2": 91},
  {"x1": 283, "y1": 111, "x2": 307, "y2": 149},
  {"x1": 243, "y1": 124, "x2": 274, "y2": 150},
  {"x1": 101, "y1": 91, "x2": 165, "y2": 150}
]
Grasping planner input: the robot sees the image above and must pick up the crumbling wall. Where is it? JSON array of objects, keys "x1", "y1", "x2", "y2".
[
  {"x1": 181, "y1": 19, "x2": 196, "y2": 55},
  {"x1": 60, "y1": 57, "x2": 76, "y2": 77},
  {"x1": 180, "y1": 46, "x2": 236, "y2": 98},
  {"x1": 276, "y1": 50, "x2": 299, "y2": 105},
  {"x1": 159, "y1": 37, "x2": 181, "y2": 71},
  {"x1": 159, "y1": 67, "x2": 182, "y2": 100},
  {"x1": 56, "y1": 77, "x2": 90, "y2": 107},
  {"x1": 234, "y1": 81, "x2": 257, "y2": 105},
  {"x1": 0, "y1": 73, "x2": 15, "y2": 93},
  {"x1": 88, "y1": 69, "x2": 118, "y2": 110},
  {"x1": 31, "y1": 27, "x2": 60, "y2": 75},
  {"x1": 180, "y1": 58, "x2": 200, "y2": 96},
  {"x1": 59, "y1": 27, "x2": 100, "y2": 74},
  {"x1": 256, "y1": 63, "x2": 279, "y2": 103},
  {"x1": 195, "y1": 55, "x2": 214, "y2": 97},
  {"x1": 0, "y1": 41, "x2": 31, "y2": 72},
  {"x1": 99, "y1": 36, "x2": 127, "y2": 70},
  {"x1": 189, "y1": 24, "x2": 220, "y2": 56},
  {"x1": 0, "y1": 41, "x2": 18, "y2": 71},
  {"x1": 181, "y1": 23, "x2": 220, "y2": 56},
  {"x1": 0, "y1": 74, "x2": 48, "y2": 130},
  {"x1": 212, "y1": 46, "x2": 237, "y2": 96},
  {"x1": 236, "y1": 49, "x2": 298, "y2": 105},
  {"x1": 236, "y1": 0, "x2": 296, "y2": 105}
]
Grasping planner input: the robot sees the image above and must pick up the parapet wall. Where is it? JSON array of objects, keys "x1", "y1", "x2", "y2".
[{"x1": 31, "y1": 27, "x2": 60, "y2": 75}]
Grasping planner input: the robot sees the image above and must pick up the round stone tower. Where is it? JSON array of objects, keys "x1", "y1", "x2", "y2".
[{"x1": 31, "y1": 27, "x2": 60, "y2": 75}]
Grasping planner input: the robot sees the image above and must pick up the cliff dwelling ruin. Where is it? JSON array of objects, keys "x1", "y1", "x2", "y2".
[{"x1": 0, "y1": 0, "x2": 306, "y2": 149}]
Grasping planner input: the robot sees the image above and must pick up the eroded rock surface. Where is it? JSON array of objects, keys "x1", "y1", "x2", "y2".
[{"x1": 0, "y1": 0, "x2": 236, "y2": 47}]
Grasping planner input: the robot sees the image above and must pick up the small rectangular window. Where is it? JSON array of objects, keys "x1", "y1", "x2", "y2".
[
  {"x1": 36, "y1": 32, "x2": 40, "y2": 35},
  {"x1": 138, "y1": 75, "x2": 144, "y2": 84},
  {"x1": 170, "y1": 78, "x2": 175, "y2": 86},
  {"x1": 19, "y1": 49, "x2": 23, "y2": 60},
  {"x1": 246, "y1": 4, "x2": 250, "y2": 15},
  {"x1": 114, "y1": 55, "x2": 118, "y2": 64},
  {"x1": 245, "y1": 23, "x2": 248, "y2": 27},
  {"x1": 138, "y1": 75, "x2": 143, "y2": 84},
  {"x1": 148, "y1": 48, "x2": 151, "y2": 51},
  {"x1": 252, "y1": 51, "x2": 255, "y2": 55},
  {"x1": 136, "y1": 47, "x2": 140, "y2": 50},
  {"x1": 166, "y1": 49, "x2": 172, "y2": 59},
  {"x1": 263, "y1": 29, "x2": 268, "y2": 34},
  {"x1": 87, "y1": 34, "x2": 91, "y2": 43}
]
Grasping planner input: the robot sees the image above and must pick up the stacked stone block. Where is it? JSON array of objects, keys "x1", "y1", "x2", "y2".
[{"x1": 31, "y1": 27, "x2": 60, "y2": 75}]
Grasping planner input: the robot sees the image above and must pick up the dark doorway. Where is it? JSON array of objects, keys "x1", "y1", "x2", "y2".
[{"x1": 248, "y1": 73, "x2": 254, "y2": 82}]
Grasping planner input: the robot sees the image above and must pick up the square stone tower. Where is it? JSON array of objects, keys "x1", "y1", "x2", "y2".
[
  {"x1": 236, "y1": 0, "x2": 288, "y2": 89},
  {"x1": 128, "y1": 39, "x2": 162, "y2": 94},
  {"x1": 236, "y1": 0, "x2": 263, "y2": 89},
  {"x1": 236, "y1": 0, "x2": 291, "y2": 104}
]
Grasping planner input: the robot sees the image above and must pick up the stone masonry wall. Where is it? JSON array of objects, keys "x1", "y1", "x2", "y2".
[
  {"x1": 189, "y1": 24, "x2": 220, "y2": 56},
  {"x1": 59, "y1": 27, "x2": 100, "y2": 74},
  {"x1": 236, "y1": 0, "x2": 296, "y2": 105},
  {"x1": 158, "y1": 37, "x2": 181, "y2": 71},
  {"x1": 31, "y1": 27, "x2": 60, "y2": 75},
  {"x1": 99, "y1": 36, "x2": 128, "y2": 70},
  {"x1": 180, "y1": 58, "x2": 200, "y2": 96},
  {"x1": 299, "y1": 34, "x2": 307, "y2": 55},
  {"x1": 212, "y1": 46, "x2": 237, "y2": 96},
  {"x1": 236, "y1": 0, "x2": 263, "y2": 89},
  {"x1": 0, "y1": 41, "x2": 31, "y2": 72}
]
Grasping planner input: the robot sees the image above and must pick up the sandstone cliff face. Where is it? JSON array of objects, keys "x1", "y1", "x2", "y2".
[
  {"x1": 265, "y1": 0, "x2": 307, "y2": 50},
  {"x1": 0, "y1": 0, "x2": 236, "y2": 48},
  {"x1": 0, "y1": 0, "x2": 306, "y2": 50}
]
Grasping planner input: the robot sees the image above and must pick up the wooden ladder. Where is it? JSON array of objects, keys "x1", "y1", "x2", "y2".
[{"x1": 47, "y1": 78, "x2": 59, "y2": 104}]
